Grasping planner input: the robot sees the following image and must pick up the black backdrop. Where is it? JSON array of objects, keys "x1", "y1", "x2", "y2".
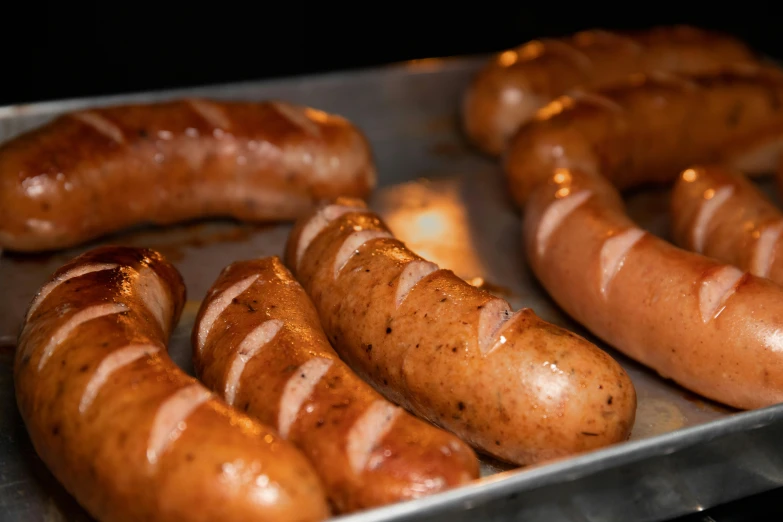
[{"x1": 3, "y1": 3, "x2": 782, "y2": 106}]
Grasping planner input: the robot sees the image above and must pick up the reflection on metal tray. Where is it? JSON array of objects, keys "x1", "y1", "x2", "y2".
[{"x1": 2, "y1": 55, "x2": 783, "y2": 522}]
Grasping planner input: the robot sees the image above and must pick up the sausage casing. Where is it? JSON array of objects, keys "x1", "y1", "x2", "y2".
[
  {"x1": 504, "y1": 65, "x2": 783, "y2": 206},
  {"x1": 463, "y1": 25, "x2": 757, "y2": 156},
  {"x1": 0, "y1": 99, "x2": 376, "y2": 252},
  {"x1": 192, "y1": 256, "x2": 480, "y2": 513},
  {"x1": 524, "y1": 168, "x2": 783, "y2": 410},
  {"x1": 14, "y1": 246, "x2": 330, "y2": 522},
  {"x1": 284, "y1": 198, "x2": 636, "y2": 466},
  {"x1": 671, "y1": 164, "x2": 783, "y2": 287}
]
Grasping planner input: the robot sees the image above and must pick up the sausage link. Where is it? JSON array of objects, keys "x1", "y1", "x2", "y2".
[
  {"x1": 463, "y1": 25, "x2": 758, "y2": 156},
  {"x1": 523, "y1": 168, "x2": 783, "y2": 410},
  {"x1": 504, "y1": 64, "x2": 783, "y2": 206},
  {"x1": 671, "y1": 165, "x2": 783, "y2": 286},
  {"x1": 283, "y1": 198, "x2": 636, "y2": 466},
  {"x1": 0, "y1": 99, "x2": 376, "y2": 252},
  {"x1": 14, "y1": 246, "x2": 330, "y2": 522},
  {"x1": 192, "y1": 256, "x2": 479, "y2": 513}
]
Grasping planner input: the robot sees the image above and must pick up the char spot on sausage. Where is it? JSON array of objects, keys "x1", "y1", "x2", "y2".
[
  {"x1": 386, "y1": 327, "x2": 392, "y2": 334},
  {"x1": 224, "y1": 319, "x2": 284, "y2": 406}
]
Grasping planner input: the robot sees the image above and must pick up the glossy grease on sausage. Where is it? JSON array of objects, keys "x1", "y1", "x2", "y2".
[
  {"x1": 0, "y1": 99, "x2": 376, "y2": 252},
  {"x1": 671, "y1": 165, "x2": 783, "y2": 286},
  {"x1": 284, "y1": 198, "x2": 636, "y2": 466},
  {"x1": 524, "y1": 168, "x2": 783, "y2": 410},
  {"x1": 504, "y1": 65, "x2": 783, "y2": 206},
  {"x1": 463, "y1": 25, "x2": 757, "y2": 156},
  {"x1": 193, "y1": 256, "x2": 479, "y2": 513},
  {"x1": 14, "y1": 246, "x2": 330, "y2": 522}
]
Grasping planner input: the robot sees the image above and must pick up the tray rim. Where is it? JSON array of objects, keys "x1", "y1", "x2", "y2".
[{"x1": 3, "y1": 51, "x2": 783, "y2": 522}]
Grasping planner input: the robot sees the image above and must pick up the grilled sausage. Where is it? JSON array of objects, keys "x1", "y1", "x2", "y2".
[
  {"x1": 523, "y1": 168, "x2": 783, "y2": 410},
  {"x1": 0, "y1": 99, "x2": 376, "y2": 252},
  {"x1": 192, "y1": 256, "x2": 480, "y2": 513},
  {"x1": 671, "y1": 164, "x2": 783, "y2": 287},
  {"x1": 463, "y1": 25, "x2": 758, "y2": 156},
  {"x1": 14, "y1": 246, "x2": 330, "y2": 522},
  {"x1": 503, "y1": 64, "x2": 783, "y2": 207},
  {"x1": 283, "y1": 197, "x2": 636, "y2": 466}
]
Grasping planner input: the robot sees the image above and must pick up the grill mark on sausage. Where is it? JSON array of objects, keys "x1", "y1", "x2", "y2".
[
  {"x1": 70, "y1": 111, "x2": 126, "y2": 144},
  {"x1": 699, "y1": 265, "x2": 746, "y2": 323},
  {"x1": 187, "y1": 99, "x2": 232, "y2": 131},
  {"x1": 477, "y1": 299, "x2": 514, "y2": 355},
  {"x1": 395, "y1": 260, "x2": 440, "y2": 308},
  {"x1": 536, "y1": 190, "x2": 593, "y2": 257},
  {"x1": 271, "y1": 102, "x2": 322, "y2": 138},
  {"x1": 223, "y1": 319, "x2": 284, "y2": 406},
  {"x1": 277, "y1": 357, "x2": 333, "y2": 439},
  {"x1": 79, "y1": 344, "x2": 159, "y2": 413},
  {"x1": 146, "y1": 384, "x2": 211, "y2": 466},
  {"x1": 599, "y1": 228, "x2": 646, "y2": 298},
  {"x1": 752, "y1": 221, "x2": 783, "y2": 278},
  {"x1": 135, "y1": 267, "x2": 169, "y2": 333},
  {"x1": 196, "y1": 275, "x2": 259, "y2": 353},
  {"x1": 296, "y1": 204, "x2": 367, "y2": 269},
  {"x1": 27, "y1": 263, "x2": 118, "y2": 319},
  {"x1": 334, "y1": 230, "x2": 393, "y2": 279},
  {"x1": 692, "y1": 185, "x2": 735, "y2": 253},
  {"x1": 38, "y1": 303, "x2": 128, "y2": 371},
  {"x1": 346, "y1": 400, "x2": 402, "y2": 475}
]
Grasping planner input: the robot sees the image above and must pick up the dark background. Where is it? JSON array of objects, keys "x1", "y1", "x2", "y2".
[
  {"x1": 3, "y1": 3, "x2": 783, "y2": 106},
  {"x1": 5, "y1": 3, "x2": 783, "y2": 520}
]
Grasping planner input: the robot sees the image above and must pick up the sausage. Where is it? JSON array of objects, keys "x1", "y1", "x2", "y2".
[
  {"x1": 462, "y1": 25, "x2": 758, "y2": 156},
  {"x1": 0, "y1": 99, "x2": 376, "y2": 253},
  {"x1": 671, "y1": 164, "x2": 783, "y2": 287},
  {"x1": 14, "y1": 246, "x2": 330, "y2": 522},
  {"x1": 503, "y1": 64, "x2": 783, "y2": 207},
  {"x1": 522, "y1": 167, "x2": 783, "y2": 410},
  {"x1": 283, "y1": 197, "x2": 636, "y2": 466},
  {"x1": 192, "y1": 256, "x2": 480, "y2": 513}
]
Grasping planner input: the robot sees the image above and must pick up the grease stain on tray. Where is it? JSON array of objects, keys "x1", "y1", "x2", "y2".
[{"x1": 632, "y1": 398, "x2": 686, "y2": 439}]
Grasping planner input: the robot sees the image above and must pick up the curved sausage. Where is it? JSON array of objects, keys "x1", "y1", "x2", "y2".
[
  {"x1": 671, "y1": 164, "x2": 783, "y2": 286},
  {"x1": 192, "y1": 256, "x2": 479, "y2": 513},
  {"x1": 523, "y1": 168, "x2": 783, "y2": 410},
  {"x1": 462, "y1": 25, "x2": 758, "y2": 156},
  {"x1": 0, "y1": 99, "x2": 376, "y2": 253},
  {"x1": 14, "y1": 246, "x2": 330, "y2": 522},
  {"x1": 283, "y1": 197, "x2": 636, "y2": 466},
  {"x1": 504, "y1": 64, "x2": 783, "y2": 207}
]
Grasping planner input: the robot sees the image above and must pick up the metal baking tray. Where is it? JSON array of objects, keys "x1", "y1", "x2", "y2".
[{"x1": 2, "y1": 54, "x2": 783, "y2": 522}]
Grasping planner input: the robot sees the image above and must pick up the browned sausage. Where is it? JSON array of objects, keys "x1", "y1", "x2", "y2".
[
  {"x1": 192, "y1": 256, "x2": 480, "y2": 513},
  {"x1": 14, "y1": 246, "x2": 330, "y2": 522},
  {"x1": 463, "y1": 25, "x2": 758, "y2": 156},
  {"x1": 504, "y1": 64, "x2": 783, "y2": 207},
  {"x1": 671, "y1": 164, "x2": 783, "y2": 287},
  {"x1": 0, "y1": 99, "x2": 376, "y2": 253},
  {"x1": 523, "y1": 168, "x2": 783, "y2": 410},
  {"x1": 283, "y1": 197, "x2": 636, "y2": 466}
]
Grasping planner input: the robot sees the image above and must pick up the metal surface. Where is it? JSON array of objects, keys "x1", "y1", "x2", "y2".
[{"x1": 1, "y1": 55, "x2": 783, "y2": 522}]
